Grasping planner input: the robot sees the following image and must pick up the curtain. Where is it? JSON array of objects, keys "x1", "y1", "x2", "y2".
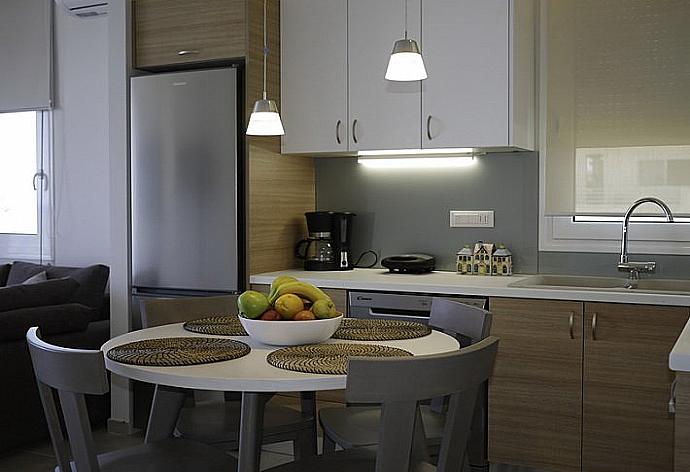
[{"x1": 543, "y1": 0, "x2": 690, "y2": 215}]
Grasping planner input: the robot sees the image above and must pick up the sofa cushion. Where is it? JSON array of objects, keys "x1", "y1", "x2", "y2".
[
  {"x1": 8, "y1": 262, "x2": 109, "y2": 310},
  {"x1": 0, "y1": 278, "x2": 80, "y2": 313},
  {"x1": 22, "y1": 271, "x2": 47, "y2": 285},
  {"x1": 0, "y1": 264, "x2": 10, "y2": 287},
  {"x1": 0, "y1": 303, "x2": 94, "y2": 342},
  {"x1": 6, "y1": 261, "x2": 44, "y2": 286},
  {"x1": 46, "y1": 265, "x2": 109, "y2": 310}
]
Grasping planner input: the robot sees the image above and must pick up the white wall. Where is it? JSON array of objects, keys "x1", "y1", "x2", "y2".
[{"x1": 52, "y1": 8, "x2": 110, "y2": 266}]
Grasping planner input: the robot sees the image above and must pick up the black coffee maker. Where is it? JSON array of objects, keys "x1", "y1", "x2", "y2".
[{"x1": 295, "y1": 211, "x2": 355, "y2": 271}]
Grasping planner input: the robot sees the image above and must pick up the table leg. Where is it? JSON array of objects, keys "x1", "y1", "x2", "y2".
[
  {"x1": 144, "y1": 384, "x2": 187, "y2": 444},
  {"x1": 238, "y1": 392, "x2": 271, "y2": 472}
]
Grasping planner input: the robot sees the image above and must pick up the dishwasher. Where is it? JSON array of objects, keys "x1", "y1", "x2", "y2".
[{"x1": 348, "y1": 291, "x2": 490, "y2": 472}]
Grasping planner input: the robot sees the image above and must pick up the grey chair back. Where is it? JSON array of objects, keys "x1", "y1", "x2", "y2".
[
  {"x1": 26, "y1": 327, "x2": 110, "y2": 472},
  {"x1": 429, "y1": 298, "x2": 492, "y2": 346},
  {"x1": 345, "y1": 336, "x2": 500, "y2": 472},
  {"x1": 141, "y1": 294, "x2": 238, "y2": 328}
]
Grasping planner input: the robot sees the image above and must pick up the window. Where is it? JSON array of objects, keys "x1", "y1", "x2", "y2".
[
  {"x1": 540, "y1": 0, "x2": 690, "y2": 253},
  {"x1": 0, "y1": 111, "x2": 52, "y2": 262}
]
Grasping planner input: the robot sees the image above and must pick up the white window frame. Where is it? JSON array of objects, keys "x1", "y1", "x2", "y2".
[
  {"x1": 537, "y1": 2, "x2": 690, "y2": 255},
  {"x1": 0, "y1": 111, "x2": 53, "y2": 263}
]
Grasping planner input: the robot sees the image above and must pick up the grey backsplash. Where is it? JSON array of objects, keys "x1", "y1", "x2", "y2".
[
  {"x1": 315, "y1": 152, "x2": 540, "y2": 273},
  {"x1": 315, "y1": 152, "x2": 690, "y2": 278}
]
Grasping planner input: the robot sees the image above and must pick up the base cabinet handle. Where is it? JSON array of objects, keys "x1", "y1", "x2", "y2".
[
  {"x1": 569, "y1": 312, "x2": 575, "y2": 339},
  {"x1": 669, "y1": 379, "x2": 678, "y2": 415},
  {"x1": 592, "y1": 313, "x2": 598, "y2": 340},
  {"x1": 177, "y1": 50, "x2": 200, "y2": 56}
]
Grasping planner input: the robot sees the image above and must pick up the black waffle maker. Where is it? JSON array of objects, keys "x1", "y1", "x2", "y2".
[{"x1": 381, "y1": 254, "x2": 435, "y2": 274}]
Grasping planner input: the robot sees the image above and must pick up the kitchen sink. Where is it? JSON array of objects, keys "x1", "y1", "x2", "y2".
[
  {"x1": 509, "y1": 274, "x2": 690, "y2": 295},
  {"x1": 509, "y1": 275, "x2": 628, "y2": 290}
]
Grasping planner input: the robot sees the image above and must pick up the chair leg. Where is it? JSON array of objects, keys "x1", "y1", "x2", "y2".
[
  {"x1": 322, "y1": 433, "x2": 336, "y2": 454},
  {"x1": 145, "y1": 385, "x2": 187, "y2": 444}
]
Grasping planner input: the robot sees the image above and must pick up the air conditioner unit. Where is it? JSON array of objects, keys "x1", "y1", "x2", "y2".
[{"x1": 56, "y1": 0, "x2": 108, "y2": 18}]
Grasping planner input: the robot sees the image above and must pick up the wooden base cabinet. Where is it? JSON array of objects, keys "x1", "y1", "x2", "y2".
[
  {"x1": 582, "y1": 303, "x2": 688, "y2": 472},
  {"x1": 488, "y1": 298, "x2": 689, "y2": 472},
  {"x1": 488, "y1": 298, "x2": 583, "y2": 472}
]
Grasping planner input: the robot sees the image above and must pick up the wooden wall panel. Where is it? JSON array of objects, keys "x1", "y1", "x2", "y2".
[{"x1": 246, "y1": 0, "x2": 315, "y2": 278}]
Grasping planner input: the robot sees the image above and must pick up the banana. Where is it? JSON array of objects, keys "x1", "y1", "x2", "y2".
[
  {"x1": 269, "y1": 281, "x2": 332, "y2": 305},
  {"x1": 268, "y1": 275, "x2": 299, "y2": 299}
]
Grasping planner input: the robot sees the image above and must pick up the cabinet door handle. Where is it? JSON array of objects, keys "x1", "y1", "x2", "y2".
[
  {"x1": 669, "y1": 378, "x2": 678, "y2": 415},
  {"x1": 352, "y1": 119, "x2": 358, "y2": 144},
  {"x1": 336, "y1": 120, "x2": 342, "y2": 145},
  {"x1": 569, "y1": 312, "x2": 575, "y2": 339},
  {"x1": 177, "y1": 50, "x2": 200, "y2": 56},
  {"x1": 592, "y1": 313, "x2": 598, "y2": 340},
  {"x1": 426, "y1": 115, "x2": 433, "y2": 140}
]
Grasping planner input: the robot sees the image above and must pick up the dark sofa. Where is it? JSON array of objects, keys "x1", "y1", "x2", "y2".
[{"x1": 0, "y1": 261, "x2": 111, "y2": 453}]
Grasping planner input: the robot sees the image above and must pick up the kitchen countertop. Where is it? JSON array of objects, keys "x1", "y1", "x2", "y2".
[{"x1": 250, "y1": 268, "x2": 690, "y2": 373}]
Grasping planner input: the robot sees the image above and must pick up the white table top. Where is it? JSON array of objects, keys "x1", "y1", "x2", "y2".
[{"x1": 102, "y1": 324, "x2": 460, "y2": 392}]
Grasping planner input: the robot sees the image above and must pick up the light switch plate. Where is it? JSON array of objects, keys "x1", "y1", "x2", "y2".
[{"x1": 450, "y1": 210, "x2": 495, "y2": 228}]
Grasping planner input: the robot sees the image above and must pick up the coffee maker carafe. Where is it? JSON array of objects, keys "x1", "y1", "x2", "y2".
[{"x1": 295, "y1": 211, "x2": 355, "y2": 271}]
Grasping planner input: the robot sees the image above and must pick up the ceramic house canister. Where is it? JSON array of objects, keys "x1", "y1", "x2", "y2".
[
  {"x1": 492, "y1": 244, "x2": 513, "y2": 276},
  {"x1": 456, "y1": 245, "x2": 473, "y2": 274},
  {"x1": 472, "y1": 242, "x2": 494, "y2": 276}
]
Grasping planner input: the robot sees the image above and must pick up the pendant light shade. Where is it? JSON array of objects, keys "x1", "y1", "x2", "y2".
[
  {"x1": 246, "y1": 98, "x2": 285, "y2": 136},
  {"x1": 247, "y1": 0, "x2": 285, "y2": 136},
  {"x1": 385, "y1": 38, "x2": 427, "y2": 81},
  {"x1": 385, "y1": 0, "x2": 427, "y2": 82}
]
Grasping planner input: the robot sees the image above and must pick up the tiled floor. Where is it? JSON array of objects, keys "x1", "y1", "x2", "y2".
[{"x1": 0, "y1": 394, "x2": 541, "y2": 472}]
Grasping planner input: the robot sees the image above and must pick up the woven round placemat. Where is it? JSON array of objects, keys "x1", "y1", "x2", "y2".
[
  {"x1": 266, "y1": 343, "x2": 412, "y2": 375},
  {"x1": 331, "y1": 318, "x2": 432, "y2": 341},
  {"x1": 107, "y1": 337, "x2": 250, "y2": 366},
  {"x1": 183, "y1": 315, "x2": 248, "y2": 336}
]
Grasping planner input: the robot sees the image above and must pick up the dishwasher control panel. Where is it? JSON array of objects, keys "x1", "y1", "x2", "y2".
[{"x1": 348, "y1": 291, "x2": 487, "y2": 324}]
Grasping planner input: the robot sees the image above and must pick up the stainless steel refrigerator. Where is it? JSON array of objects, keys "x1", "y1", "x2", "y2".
[{"x1": 130, "y1": 67, "x2": 243, "y2": 328}]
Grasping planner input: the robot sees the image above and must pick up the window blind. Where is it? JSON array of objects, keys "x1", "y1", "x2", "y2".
[
  {"x1": 544, "y1": 0, "x2": 690, "y2": 216},
  {"x1": 0, "y1": 0, "x2": 53, "y2": 113}
]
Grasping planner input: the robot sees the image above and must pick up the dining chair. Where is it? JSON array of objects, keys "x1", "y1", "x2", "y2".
[
  {"x1": 266, "y1": 336, "x2": 500, "y2": 472},
  {"x1": 26, "y1": 327, "x2": 237, "y2": 472},
  {"x1": 140, "y1": 295, "x2": 317, "y2": 457},
  {"x1": 319, "y1": 298, "x2": 492, "y2": 463}
]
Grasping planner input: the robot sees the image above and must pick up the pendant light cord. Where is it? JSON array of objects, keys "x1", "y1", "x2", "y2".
[
  {"x1": 262, "y1": 0, "x2": 268, "y2": 100},
  {"x1": 403, "y1": 0, "x2": 408, "y2": 39}
]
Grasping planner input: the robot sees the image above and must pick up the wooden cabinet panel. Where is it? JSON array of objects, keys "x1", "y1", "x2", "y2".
[
  {"x1": 674, "y1": 373, "x2": 690, "y2": 471},
  {"x1": 134, "y1": 0, "x2": 246, "y2": 69},
  {"x1": 488, "y1": 298, "x2": 583, "y2": 472},
  {"x1": 280, "y1": 0, "x2": 348, "y2": 154},
  {"x1": 582, "y1": 303, "x2": 689, "y2": 472}
]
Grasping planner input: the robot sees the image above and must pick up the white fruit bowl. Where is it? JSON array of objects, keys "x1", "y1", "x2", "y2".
[{"x1": 239, "y1": 314, "x2": 343, "y2": 346}]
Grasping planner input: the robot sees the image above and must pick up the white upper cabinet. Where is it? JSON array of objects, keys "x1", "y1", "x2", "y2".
[
  {"x1": 281, "y1": 0, "x2": 348, "y2": 154},
  {"x1": 422, "y1": 0, "x2": 535, "y2": 151},
  {"x1": 280, "y1": 0, "x2": 535, "y2": 154},
  {"x1": 347, "y1": 0, "x2": 421, "y2": 152}
]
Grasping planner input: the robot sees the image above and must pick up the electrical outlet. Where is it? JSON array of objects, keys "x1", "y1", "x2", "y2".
[{"x1": 449, "y1": 210, "x2": 495, "y2": 228}]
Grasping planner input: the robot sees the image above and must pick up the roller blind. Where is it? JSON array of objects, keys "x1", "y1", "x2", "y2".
[
  {"x1": 544, "y1": 0, "x2": 690, "y2": 215},
  {"x1": 0, "y1": 0, "x2": 53, "y2": 112}
]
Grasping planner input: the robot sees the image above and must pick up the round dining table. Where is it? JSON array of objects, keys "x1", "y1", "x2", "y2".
[{"x1": 102, "y1": 322, "x2": 460, "y2": 472}]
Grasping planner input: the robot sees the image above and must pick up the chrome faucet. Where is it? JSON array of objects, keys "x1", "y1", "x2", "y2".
[{"x1": 618, "y1": 197, "x2": 674, "y2": 288}]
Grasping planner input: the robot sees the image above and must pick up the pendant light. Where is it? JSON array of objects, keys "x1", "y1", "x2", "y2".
[
  {"x1": 385, "y1": 0, "x2": 427, "y2": 81},
  {"x1": 246, "y1": 0, "x2": 285, "y2": 136}
]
